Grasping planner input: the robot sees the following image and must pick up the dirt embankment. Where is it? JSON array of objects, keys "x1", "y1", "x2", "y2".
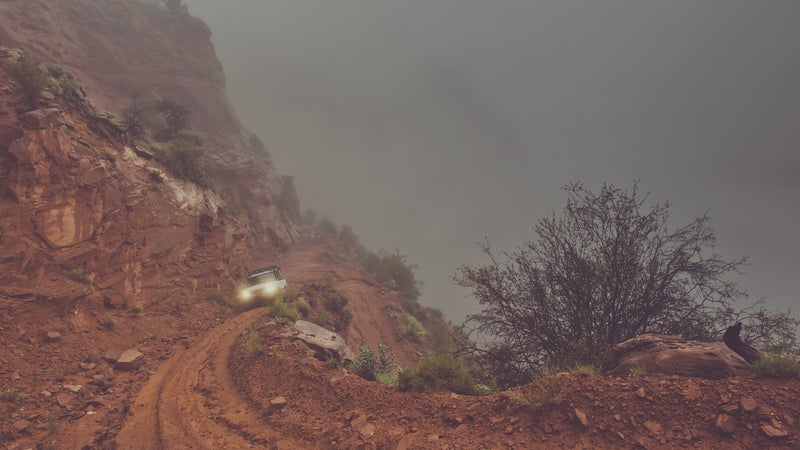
[{"x1": 232, "y1": 325, "x2": 800, "y2": 449}]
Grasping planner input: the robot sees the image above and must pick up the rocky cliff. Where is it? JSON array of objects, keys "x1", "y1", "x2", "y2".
[{"x1": 0, "y1": 0, "x2": 303, "y2": 318}]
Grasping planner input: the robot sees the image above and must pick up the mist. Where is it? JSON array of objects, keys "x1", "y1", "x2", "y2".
[{"x1": 185, "y1": 0, "x2": 800, "y2": 322}]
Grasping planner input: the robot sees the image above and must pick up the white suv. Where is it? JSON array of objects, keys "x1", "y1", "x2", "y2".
[{"x1": 239, "y1": 266, "x2": 287, "y2": 301}]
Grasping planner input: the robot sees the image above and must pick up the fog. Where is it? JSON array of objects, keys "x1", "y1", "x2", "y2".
[{"x1": 185, "y1": 0, "x2": 800, "y2": 322}]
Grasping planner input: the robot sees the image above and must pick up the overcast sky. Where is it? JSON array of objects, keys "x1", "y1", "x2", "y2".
[{"x1": 185, "y1": 0, "x2": 799, "y2": 323}]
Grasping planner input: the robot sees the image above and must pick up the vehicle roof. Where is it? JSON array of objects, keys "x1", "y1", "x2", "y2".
[{"x1": 247, "y1": 265, "x2": 282, "y2": 278}]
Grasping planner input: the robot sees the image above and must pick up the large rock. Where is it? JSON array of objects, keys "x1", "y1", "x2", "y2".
[
  {"x1": 102, "y1": 349, "x2": 144, "y2": 372},
  {"x1": 114, "y1": 349, "x2": 145, "y2": 372},
  {"x1": 604, "y1": 334, "x2": 755, "y2": 379},
  {"x1": 287, "y1": 320, "x2": 356, "y2": 363},
  {"x1": 19, "y1": 108, "x2": 65, "y2": 130}
]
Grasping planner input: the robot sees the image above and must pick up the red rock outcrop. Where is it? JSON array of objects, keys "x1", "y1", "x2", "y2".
[
  {"x1": 0, "y1": 61, "x2": 248, "y2": 316},
  {"x1": 0, "y1": 0, "x2": 302, "y2": 252}
]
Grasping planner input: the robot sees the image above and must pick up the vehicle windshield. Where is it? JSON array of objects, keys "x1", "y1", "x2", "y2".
[{"x1": 248, "y1": 271, "x2": 277, "y2": 285}]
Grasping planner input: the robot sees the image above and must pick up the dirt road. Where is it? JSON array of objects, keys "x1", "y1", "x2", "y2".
[
  {"x1": 114, "y1": 237, "x2": 407, "y2": 449},
  {"x1": 115, "y1": 308, "x2": 306, "y2": 449}
]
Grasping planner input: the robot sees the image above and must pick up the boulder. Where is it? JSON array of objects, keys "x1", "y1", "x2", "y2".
[
  {"x1": 102, "y1": 349, "x2": 122, "y2": 364},
  {"x1": 740, "y1": 396, "x2": 757, "y2": 412},
  {"x1": 715, "y1": 414, "x2": 736, "y2": 434},
  {"x1": 56, "y1": 393, "x2": 74, "y2": 410},
  {"x1": 287, "y1": 320, "x2": 356, "y2": 363},
  {"x1": 115, "y1": 349, "x2": 144, "y2": 371},
  {"x1": 266, "y1": 396, "x2": 287, "y2": 415},
  {"x1": 574, "y1": 408, "x2": 589, "y2": 428},
  {"x1": 12, "y1": 419, "x2": 30, "y2": 433},
  {"x1": 44, "y1": 331, "x2": 62, "y2": 343},
  {"x1": 604, "y1": 334, "x2": 755, "y2": 379},
  {"x1": 19, "y1": 108, "x2": 64, "y2": 130},
  {"x1": 103, "y1": 292, "x2": 127, "y2": 309},
  {"x1": 360, "y1": 423, "x2": 376, "y2": 438},
  {"x1": 761, "y1": 424, "x2": 789, "y2": 438}
]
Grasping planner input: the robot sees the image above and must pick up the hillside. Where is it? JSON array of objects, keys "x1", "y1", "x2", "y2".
[{"x1": 1, "y1": 1, "x2": 799, "y2": 450}]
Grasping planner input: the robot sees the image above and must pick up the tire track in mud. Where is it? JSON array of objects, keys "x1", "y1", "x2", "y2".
[{"x1": 115, "y1": 309, "x2": 306, "y2": 449}]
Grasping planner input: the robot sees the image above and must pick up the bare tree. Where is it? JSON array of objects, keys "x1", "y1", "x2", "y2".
[{"x1": 455, "y1": 182, "x2": 797, "y2": 387}]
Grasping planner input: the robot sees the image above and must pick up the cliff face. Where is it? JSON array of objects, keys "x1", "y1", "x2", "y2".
[
  {"x1": 0, "y1": 0, "x2": 302, "y2": 316},
  {"x1": 0, "y1": 0, "x2": 301, "y2": 246},
  {"x1": 0, "y1": 62, "x2": 231, "y2": 316},
  {"x1": 0, "y1": 0, "x2": 235, "y2": 140}
]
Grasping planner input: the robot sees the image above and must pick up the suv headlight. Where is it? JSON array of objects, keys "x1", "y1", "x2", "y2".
[{"x1": 263, "y1": 282, "x2": 278, "y2": 294}]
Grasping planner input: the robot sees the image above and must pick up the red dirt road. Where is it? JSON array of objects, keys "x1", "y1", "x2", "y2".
[{"x1": 115, "y1": 307, "x2": 306, "y2": 449}]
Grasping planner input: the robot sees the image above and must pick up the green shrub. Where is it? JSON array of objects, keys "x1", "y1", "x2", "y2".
[
  {"x1": 382, "y1": 302, "x2": 402, "y2": 312},
  {"x1": 268, "y1": 301, "x2": 300, "y2": 324},
  {"x1": 396, "y1": 367, "x2": 422, "y2": 392},
  {"x1": 6, "y1": 55, "x2": 49, "y2": 104},
  {"x1": 318, "y1": 247, "x2": 333, "y2": 261},
  {"x1": 0, "y1": 387, "x2": 27, "y2": 404},
  {"x1": 45, "y1": 64, "x2": 82, "y2": 103},
  {"x1": 45, "y1": 416, "x2": 59, "y2": 434},
  {"x1": 148, "y1": 170, "x2": 164, "y2": 183},
  {"x1": 362, "y1": 249, "x2": 421, "y2": 300},
  {"x1": 574, "y1": 363, "x2": 602, "y2": 375},
  {"x1": 239, "y1": 323, "x2": 264, "y2": 361},
  {"x1": 333, "y1": 308, "x2": 354, "y2": 332},
  {"x1": 421, "y1": 308, "x2": 458, "y2": 353},
  {"x1": 294, "y1": 298, "x2": 311, "y2": 318},
  {"x1": 376, "y1": 372, "x2": 395, "y2": 386},
  {"x1": 64, "y1": 267, "x2": 89, "y2": 284},
  {"x1": 310, "y1": 309, "x2": 330, "y2": 327},
  {"x1": 155, "y1": 136, "x2": 212, "y2": 188},
  {"x1": 339, "y1": 225, "x2": 359, "y2": 249},
  {"x1": 377, "y1": 343, "x2": 397, "y2": 374},
  {"x1": 401, "y1": 314, "x2": 427, "y2": 344},
  {"x1": 102, "y1": 315, "x2": 116, "y2": 330},
  {"x1": 506, "y1": 374, "x2": 566, "y2": 414},
  {"x1": 278, "y1": 287, "x2": 302, "y2": 303},
  {"x1": 123, "y1": 97, "x2": 159, "y2": 139},
  {"x1": 324, "y1": 289, "x2": 354, "y2": 330},
  {"x1": 754, "y1": 353, "x2": 800, "y2": 378},
  {"x1": 153, "y1": 99, "x2": 190, "y2": 141},
  {"x1": 353, "y1": 346, "x2": 378, "y2": 381},
  {"x1": 318, "y1": 215, "x2": 338, "y2": 235},
  {"x1": 243, "y1": 127, "x2": 271, "y2": 162},
  {"x1": 323, "y1": 291, "x2": 349, "y2": 313},
  {"x1": 415, "y1": 353, "x2": 476, "y2": 395},
  {"x1": 132, "y1": 303, "x2": 144, "y2": 317},
  {"x1": 352, "y1": 343, "x2": 398, "y2": 383},
  {"x1": 628, "y1": 364, "x2": 647, "y2": 378}
]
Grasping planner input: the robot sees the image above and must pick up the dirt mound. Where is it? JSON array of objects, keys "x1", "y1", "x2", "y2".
[{"x1": 232, "y1": 320, "x2": 799, "y2": 449}]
